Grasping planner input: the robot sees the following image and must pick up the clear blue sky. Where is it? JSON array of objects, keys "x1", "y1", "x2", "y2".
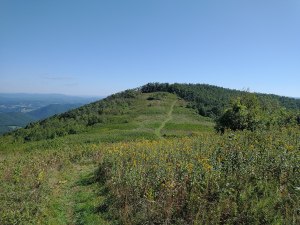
[{"x1": 1, "y1": 0, "x2": 299, "y2": 97}]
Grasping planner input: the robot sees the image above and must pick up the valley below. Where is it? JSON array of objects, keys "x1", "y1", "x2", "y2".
[{"x1": 0, "y1": 94, "x2": 100, "y2": 135}]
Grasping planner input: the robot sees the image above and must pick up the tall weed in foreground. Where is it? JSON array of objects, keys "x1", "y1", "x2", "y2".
[{"x1": 98, "y1": 128, "x2": 300, "y2": 224}]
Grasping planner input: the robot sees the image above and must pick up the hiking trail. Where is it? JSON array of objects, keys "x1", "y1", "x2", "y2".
[{"x1": 155, "y1": 100, "x2": 177, "y2": 138}]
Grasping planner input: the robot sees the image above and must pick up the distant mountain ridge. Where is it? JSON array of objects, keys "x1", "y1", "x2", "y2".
[
  {"x1": 0, "y1": 93, "x2": 101, "y2": 113},
  {"x1": 27, "y1": 103, "x2": 83, "y2": 120},
  {"x1": 0, "y1": 93, "x2": 103, "y2": 135}
]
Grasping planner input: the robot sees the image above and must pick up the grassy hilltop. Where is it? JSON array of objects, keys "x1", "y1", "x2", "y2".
[{"x1": 0, "y1": 83, "x2": 299, "y2": 225}]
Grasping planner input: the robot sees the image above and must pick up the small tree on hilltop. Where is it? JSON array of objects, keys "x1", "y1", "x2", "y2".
[{"x1": 215, "y1": 93, "x2": 261, "y2": 133}]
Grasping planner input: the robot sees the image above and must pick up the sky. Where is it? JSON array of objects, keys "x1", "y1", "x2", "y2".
[{"x1": 1, "y1": 0, "x2": 300, "y2": 97}]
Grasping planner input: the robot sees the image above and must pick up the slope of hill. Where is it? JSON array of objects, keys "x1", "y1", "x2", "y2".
[
  {"x1": 0, "y1": 90, "x2": 216, "y2": 224},
  {"x1": 8, "y1": 91, "x2": 214, "y2": 142}
]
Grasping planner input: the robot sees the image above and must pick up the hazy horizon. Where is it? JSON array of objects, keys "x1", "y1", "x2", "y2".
[
  {"x1": 0, "y1": 82, "x2": 299, "y2": 99},
  {"x1": 0, "y1": 92, "x2": 104, "y2": 98}
]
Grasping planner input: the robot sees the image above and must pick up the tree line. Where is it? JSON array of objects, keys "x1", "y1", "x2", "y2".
[{"x1": 141, "y1": 83, "x2": 300, "y2": 132}]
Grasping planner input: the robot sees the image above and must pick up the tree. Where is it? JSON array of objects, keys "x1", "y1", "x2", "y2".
[{"x1": 215, "y1": 93, "x2": 261, "y2": 133}]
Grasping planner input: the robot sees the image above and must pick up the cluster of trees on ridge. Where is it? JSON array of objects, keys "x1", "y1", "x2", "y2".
[
  {"x1": 141, "y1": 83, "x2": 300, "y2": 132},
  {"x1": 140, "y1": 83, "x2": 300, "y2": 117}
]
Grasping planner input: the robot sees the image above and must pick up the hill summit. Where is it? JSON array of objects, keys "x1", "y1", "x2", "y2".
[{"x1": 4, "y1": 83, "x2": 300, "y2": 143}]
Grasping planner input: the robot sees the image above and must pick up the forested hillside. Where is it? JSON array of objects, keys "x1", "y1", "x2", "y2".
[
  {"x1": 141, "y1": 83, "x2": 300, "y2": 117},
  {"x1": 27, "y1": 103, "x2": 83, "y2": 120},
  {"x1": 0, "y1": 112, "x2": 34, "y2": 134}
]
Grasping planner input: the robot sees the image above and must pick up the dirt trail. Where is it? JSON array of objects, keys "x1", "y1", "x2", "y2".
[{"x1": 155, "y1": 100, "x2": 176, "y2": 138}]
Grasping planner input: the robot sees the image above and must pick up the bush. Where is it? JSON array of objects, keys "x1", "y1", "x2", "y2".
[{"x1": 215, "y1": 94, "x2": 261, "y2": 133}]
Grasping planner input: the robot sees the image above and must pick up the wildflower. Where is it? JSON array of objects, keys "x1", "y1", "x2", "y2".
[
  {"x1": 286, "y1": 145, "x2": 294, "y2": 151},
  {"x1": 203, "y1": 162, "x2": 212, "y2": 172},
  {"x1": 187, "y1": 163, "x2": 194, "y2": 173}
]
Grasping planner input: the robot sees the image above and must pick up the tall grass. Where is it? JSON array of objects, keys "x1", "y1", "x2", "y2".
[
  {"x1": 0, "y1": 144, "x2": 102, "y2": 224},
  {"x1": 1, "y1": 127, "x2": 299, "y2": 224},
  {"x1": 98, "y1": 128, "x2": 300, "y2": 224}
]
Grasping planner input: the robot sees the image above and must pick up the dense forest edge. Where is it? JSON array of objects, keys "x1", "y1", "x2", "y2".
[{"x1": 140, "y1": 83, "x2": 300, "y2": 116}]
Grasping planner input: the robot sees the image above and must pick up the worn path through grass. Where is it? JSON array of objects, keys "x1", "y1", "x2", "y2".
[
  {"x1": 44, "y1": 99, "x2": 177, "y2": 224},
  {"x1": 155, "y1": 100, "x2": 177, "y2": 138},
  {"x1": 43, "y1": 161, "x2": 111, "y2": 225}
]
